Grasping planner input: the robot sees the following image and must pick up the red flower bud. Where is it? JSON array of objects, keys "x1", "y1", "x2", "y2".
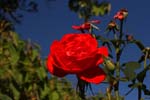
[{"x1": 114, "y1": 8, "x2": 128, "y2": 20}]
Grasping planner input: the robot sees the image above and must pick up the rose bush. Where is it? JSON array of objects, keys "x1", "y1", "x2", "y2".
[{"x1": 47, "y1": 33, "x2": 108, "y2": 84}]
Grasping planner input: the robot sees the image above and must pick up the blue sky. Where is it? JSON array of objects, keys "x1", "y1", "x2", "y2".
[{"x1": 15, "y1": 0, "x2": 150, "y2": 99}]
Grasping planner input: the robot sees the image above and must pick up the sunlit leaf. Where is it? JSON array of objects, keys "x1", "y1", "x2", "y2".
[
  {"x1": 92, "y1": 2, "x2": 111, "y2": 16},
  {"x1": 36, "y1": 66, "x2": 47, "y2": 80},
  {"x1": 9, "y1": 44, "x2": 19, "y2": 66},
  {"x1": 51, "y1": 91, "x2": 59, "y2": 100},
  {"x1": 40, "y1": 83, "x2": 50, "y2": 99},
  {"x1": 31, "y1": 49, "x2": 38, "y2": 61},
  {"x1": 9, "y1": 83, "x2": 20, "y2": 100}
]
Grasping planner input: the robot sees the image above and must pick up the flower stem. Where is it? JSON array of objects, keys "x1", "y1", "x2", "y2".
[
  {"x1": 144, "y1": 51, "x2": 148, "y2": 69},
  {"x1": 119, "y1": 20, "x2": 123, "y2": 40},
  {"x1": 138, "y1": 85, "x2": 142, "y2": 100},
  {"x1": 115, "y1": 90, "x2": 120, "y2": 100},
  {"x1": 113, "y1": 29, "x2": 118, "y2": 40},
  {"x1": 76, "y1": 76, "x2": 88, "y2": 100},
  {"x1": 107, "y1": 86, "x2": 112, "y2": 100}
]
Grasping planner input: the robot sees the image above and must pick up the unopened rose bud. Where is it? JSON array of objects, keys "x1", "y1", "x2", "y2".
[
  {"x1": 126, "y1": 34, "x2": 134, "y2": 41},
  {"x1": 104, "y1": 58, "x2": 115, "y2": 71},
  {"x1": 121, "y1": 8, "x2": 128, "y2": 18},
  {"x1": 108, "y1": 20, "x2": 117, "y2": 30},
  {"x1": 114, "y1": 8, "x2": 128, "y2": 20},
  {"x1": 109, "y1": 21, "x2": 116, "y2": 27},
  {"x1": 143, "y1": 47, "x2": 150, "y2": 58}
]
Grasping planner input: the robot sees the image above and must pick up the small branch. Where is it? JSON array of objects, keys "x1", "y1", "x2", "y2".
[
  {"x1": 114, "y1": 81, "x2": 120, "y2": 100},
  {"x1": 144, "y1": 51, "x2": 148, "y2": 69},
  {"x1": 107, "y1": 86, "x2": 113, "y2": 100},
  {"x1": 125, "y1": 88, "x2": 134, "y2": 96},
  {"x1": 113, "y1": 28, "x2": 118, "y2": 40},
  {"x1": 138, "y1": 86, "x2": 142, "y2": 100}
]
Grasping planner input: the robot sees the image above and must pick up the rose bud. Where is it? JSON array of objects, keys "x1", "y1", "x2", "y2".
[
  {"x1": 104, "y1": 58, "x2": 115, "y2": 71},
  {"x1": 114, "y1": 8, "x2": 128, "y2": 20},
  {"x1": 126, "y1": 34, "x2": 134, "y2": 41}
]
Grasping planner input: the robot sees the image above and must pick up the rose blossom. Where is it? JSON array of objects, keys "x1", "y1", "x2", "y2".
[{"x1": 47, "y1": 33, "x2": 108, "y2": 84}]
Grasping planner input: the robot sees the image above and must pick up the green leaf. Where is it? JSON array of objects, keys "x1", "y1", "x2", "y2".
[
  {"x1": 36, "y1": 66, "x2": 47, "y2": 80},
  {"x1": 12, "y1": 68, "x2": 23, "y2": 84},
  {"x1": 9, "y1": 31, "x2": 19, "y2": 47},
  {"x1": 137, "y1": 68, "x2": 147, "y2": 82},
  {"x1": 31, "y1": 49, "x2": 38, "y2": 61},
  {"x1": 0, "y1": 45, "x2": 2, "y2": 55},
  {"x1": 51, "y1": 91, "x2": 59, "y2": 100},
  {"x1": 9, "y1": 83, "x2": 20, "y2": 100},
  {"x1": 92, "y1": 2, "x2": 111, "y2": 16},
  {"x1": 122, "y1": 61, "x2": 141, "y2": 80},
  {"x1": 9, "y1": 44, "x2": 19, "y2": 66},
  {"x1": 40, "y1": 83, "x2": 50, "y2": 99},
  {"x1": 92, "y1": 5, "x2": 101, "y2": 16},
  {"x1": 123, "y1": 61, "x2": 141, "y2": 71},
  {"x1": 0, "y1": 93, "x2": 12, "y2": 100}
]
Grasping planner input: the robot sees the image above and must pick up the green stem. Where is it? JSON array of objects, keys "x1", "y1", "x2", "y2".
[
  {"x1": 115, "y1": 90, "x2": 120, "y2": 100},
  {"x1": 119, "y1": 20, "x2": 123, "y2": 40},
  {"x1": 107, "y1": 86, "x2": 112, "y2": 100},
  {"x1": 138, "y1": 86, "x2": 142, "y2": 100},
  {"x1": 115, "y1": 61, "x2": 120, "y2": 100},
  {"x1": 113, "y1": 29, "x2": 118, "y2": 40},
  {"x1": 114, "y1": 19, "x2": 124, "y2": 99},
  {"x1": 144, "y1": 51, "x2": 148, "y2": 69},
  {"x1": 108, "y1": 93, "x2": 111, "y2": 100}
]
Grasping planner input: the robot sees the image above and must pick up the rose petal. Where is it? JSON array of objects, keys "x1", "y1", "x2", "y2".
[
  {"x1": 81, "y1": 23, "x2": 90, "y2": 30},
  {"x1": 72, "y1": 25, "x2": 82, "y2": 30},
  {"x1": 50, "y1": 41, "x2": 71, "y2": 71},
  {"x1": 77, "y1": 67, "x2": 106, "y2": 84},
  {"x1": 90, "y1": 20, "x2": 101, "y2": 24},
  {"x1": 97, "y1": 46, "x2": 109, "y2": 65},
  {"x1": 47, "y1": 55, "x2": 68, "y2": 77}
]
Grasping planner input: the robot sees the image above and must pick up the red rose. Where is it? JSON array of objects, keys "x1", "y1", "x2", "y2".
[{"x1": 47, "y1": 33, "x2": 108, "y2": 84}]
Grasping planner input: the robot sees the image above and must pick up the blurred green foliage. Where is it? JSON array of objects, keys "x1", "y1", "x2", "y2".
[
  {"x1": 68, "y1": 0, "x2": 111, "y2": 21},
  {"x1": 0, "y1": 18, "x2": 85, "y2": 99}
]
